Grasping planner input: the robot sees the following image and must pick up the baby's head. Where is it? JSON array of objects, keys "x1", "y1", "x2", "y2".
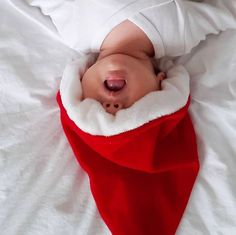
[{"x1": 81, "y1": 53, "x2": 165, "y2": 115}]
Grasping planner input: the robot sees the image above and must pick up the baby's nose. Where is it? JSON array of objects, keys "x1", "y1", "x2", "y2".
[{"x1": 102, "y1": 101, "x2": 123, "y2": 115}]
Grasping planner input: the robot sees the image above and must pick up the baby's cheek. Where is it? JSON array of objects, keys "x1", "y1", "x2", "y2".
[
  {"x1": 81, "y1": 78, "x2": 98, "y2": 101},
  {"x1": 81, "y1": 78, "x2": 90, "y2": 99}
]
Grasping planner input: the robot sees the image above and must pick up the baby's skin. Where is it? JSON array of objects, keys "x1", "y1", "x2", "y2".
[{"x1": 81, "y1": 20, "x2": 166, "y2": 115}]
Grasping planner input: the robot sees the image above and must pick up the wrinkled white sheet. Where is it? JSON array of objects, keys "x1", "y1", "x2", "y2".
[{"x1": 0, "y1": 0, "x2": 236, "y2": 234}]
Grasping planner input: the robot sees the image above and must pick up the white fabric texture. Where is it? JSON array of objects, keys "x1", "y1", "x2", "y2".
[
  {"x1": 60, "y1": 55, "x2": 189, "y2": 136},
  {"x1": 21, "y1": 0, "x2": 236, "y2": 58},
  {"x1": 1, "y1": 0, "x2": 236, "y2": 234}
]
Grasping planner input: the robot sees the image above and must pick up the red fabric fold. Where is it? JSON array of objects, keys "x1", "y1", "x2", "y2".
[{"x1": 57, "y1": 92, "x2": 199, "y2": 235}]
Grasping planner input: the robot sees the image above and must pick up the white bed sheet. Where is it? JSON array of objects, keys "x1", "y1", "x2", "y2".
[{"x1": 0, "y1": 0, "x2": 236, "y2": 234}]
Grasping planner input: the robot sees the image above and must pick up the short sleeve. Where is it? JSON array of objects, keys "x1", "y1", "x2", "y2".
[{"x1": 129, "y1": 0, "x2": 186, "y2": 58}]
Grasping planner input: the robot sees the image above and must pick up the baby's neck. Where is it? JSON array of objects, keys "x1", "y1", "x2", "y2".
[{"x1": 98, "y1": 20, "x2": 154, "y2": 61}]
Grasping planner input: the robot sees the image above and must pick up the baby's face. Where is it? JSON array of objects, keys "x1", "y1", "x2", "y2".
[{"x1": 81, "y1": 53, "x2": 165, "y2": 115}]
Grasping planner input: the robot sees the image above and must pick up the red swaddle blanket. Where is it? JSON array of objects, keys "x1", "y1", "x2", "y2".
[{"x1": 57, "y1": 55, "x2": 199, "y2": 235}]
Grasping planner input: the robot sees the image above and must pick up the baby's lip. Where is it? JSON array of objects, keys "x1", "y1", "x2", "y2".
[
  {"x1": 101, "y1": 70, "x2": 128, "y2": 98},
  {"x1": 104, "y1": 70, "x2": 127, "y2": 92},
  {"x1": 105, "y1": 70, "x2": 127, "y2": 80}
]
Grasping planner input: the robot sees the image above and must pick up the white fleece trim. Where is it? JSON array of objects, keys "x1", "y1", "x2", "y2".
[{"x1": 60, "y1": 54, "x2": 190, "y2": 136}]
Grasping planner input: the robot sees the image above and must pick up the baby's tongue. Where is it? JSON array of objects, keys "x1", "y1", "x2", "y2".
[{"x1": 105, "y1": 80, "x2": 126, "y2": 91}]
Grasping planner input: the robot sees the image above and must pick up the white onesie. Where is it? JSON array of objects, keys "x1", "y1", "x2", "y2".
[{"x1": 19, "y1": 0, "x2": 236, "y2": 58}]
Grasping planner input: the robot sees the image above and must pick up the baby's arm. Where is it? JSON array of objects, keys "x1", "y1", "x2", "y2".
[{"x1": 183, "y1": 0, "x2": 236, "y2": 53}]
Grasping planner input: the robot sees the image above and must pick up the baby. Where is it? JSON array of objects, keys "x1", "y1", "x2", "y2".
[
  {"x1": 78, "y1": 0, "x2": 236, "y2": 115},
  {"x1": 55, "y1": 0, "x2": 236, "y2": 234},
  {"x1": 81, "y1": 20, "x2": 166, "y2": 115},
  {"x1": 11, "y1": 0, "x2": 236, "y2": 234}
]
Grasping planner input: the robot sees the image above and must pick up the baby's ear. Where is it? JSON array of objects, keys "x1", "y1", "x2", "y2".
[{"x1": 156, "y1": 72, "x2": 166, "y2": 81}]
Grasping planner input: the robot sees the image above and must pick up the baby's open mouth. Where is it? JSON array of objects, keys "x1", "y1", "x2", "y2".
[{"x1": 104, "y1": 79, "x2": 126, "y2": 92}]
